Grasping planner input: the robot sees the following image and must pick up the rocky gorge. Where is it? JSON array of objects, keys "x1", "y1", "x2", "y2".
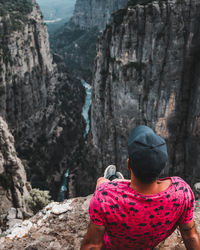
[
  {"x1": 50, "y1": 0, "x2": 129, "y2": 81},
  {"x1": 0, "y1": 0, "x2": 200, "y2": 247},
  {"x1": 89, "y1": 0, "x2": 200, "y2": 187},
  {"x1": 0, "y1": 0, "x2": 85, "y2": 203}
]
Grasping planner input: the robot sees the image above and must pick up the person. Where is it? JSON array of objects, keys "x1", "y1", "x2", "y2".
[{"x1": 81, "y1": 125, "x2": 200, "y2": 249}]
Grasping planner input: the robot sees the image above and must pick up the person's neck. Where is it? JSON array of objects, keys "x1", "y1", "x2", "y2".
[
  {"x1": 130, "y1": 178, "x2": 158, "y2": 195},
  {"x1": 129, "y1": 172, "x2": 171, "y2": 195}
]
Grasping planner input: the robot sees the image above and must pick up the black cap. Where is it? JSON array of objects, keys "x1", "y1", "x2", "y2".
[{"x1": 128, "y1": 125, "x2": 168, "y2": 176}]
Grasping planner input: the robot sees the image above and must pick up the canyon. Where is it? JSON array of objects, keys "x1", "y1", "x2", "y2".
[
  {"x1": 50, "y1": 0, "x2": 129, "y2": 81},
  {"x1": 0, "y1": 0, "x2": 85, "y2": 203},
  {"x1": 0, "y1": 0, "x2": 200, "y2": 246}
]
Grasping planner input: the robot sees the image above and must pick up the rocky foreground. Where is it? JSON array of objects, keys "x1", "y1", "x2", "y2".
[{"x1": 0, "y1": 195, "x2": 199, "y2": 249}]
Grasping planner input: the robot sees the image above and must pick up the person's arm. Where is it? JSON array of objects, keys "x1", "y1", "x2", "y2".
[
  {"x1": 80, "y1": 222, "x2": 105, "y2": 250},
  {"x1": 96, "y1": 177, "x2": 130, "y2": 187},
  {"x1": 96, "y1": 177, "x2": 110, "y2": 187},
  {"x1": 179, "y1": 220, "x2": 200, "y2": 250}
]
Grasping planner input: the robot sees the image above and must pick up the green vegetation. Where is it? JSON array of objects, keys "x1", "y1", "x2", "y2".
[
  {"x1": 25, "y1": 188, "x2": 51, "y2": 214},
  {"x1": 47, "y1": 18, "x2": 67, "y2": 34},
  {"x1": 0, "y1": 0, "x2": 33, "y2": 16},
  {"x1": 51, "y1": 27, "x2": 86, "y2": 50},
  {"x1": 0, "y1": 0, "x2": 33, "y2": 31},
  {"x1": 0, "y1": 233, "x2": 7, "y2": 238},
  {"x1": 0, "y1": 172, "x2": 12, "y2": 190},
  {"x1": 50, "y1": 26, "x2": 100, "y2": 81}
]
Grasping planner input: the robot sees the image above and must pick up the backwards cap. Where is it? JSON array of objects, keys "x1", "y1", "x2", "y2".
[{"x1": 128, "y1": 125, "x2": 168, "y2": 176}]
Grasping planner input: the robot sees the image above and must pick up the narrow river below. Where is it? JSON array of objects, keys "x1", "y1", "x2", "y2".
[{"x1": 58, "y1": 80, "x2": 92, "y2": 201}]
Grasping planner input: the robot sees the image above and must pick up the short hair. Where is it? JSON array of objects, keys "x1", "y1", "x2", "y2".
[{"x1": 129, "y1": 156, "x2": 159, "y2": 184}]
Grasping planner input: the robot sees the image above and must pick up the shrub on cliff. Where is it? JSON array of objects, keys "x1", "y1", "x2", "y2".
[
  {"x1": 0, "y1": 0, "x2": 33, "y2": 32},
  {"x1": 25, "y1": 188, "x2": 51, "y2": 214},
  {"x1": 0, "y1": 0, "x2": 33, "y2": 16}
]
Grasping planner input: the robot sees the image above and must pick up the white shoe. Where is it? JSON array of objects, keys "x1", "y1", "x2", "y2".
[
  {"x1": 116, "y1": 172, "x2": 124, "y2": 179},
  {"x1": 104, "y1": 165, "x2": 116, "y2": 180}
]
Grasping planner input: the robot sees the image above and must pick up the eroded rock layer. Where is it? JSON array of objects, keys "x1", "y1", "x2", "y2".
[
  {"x1": 0, "y1": 117, "x2": 29, "y2": 214},
  {"x1": 0, "y1": 0, "x2": 85, "y2": 199},
  {"x1": 90, "y1": 0, "x2": 200, "y2": 184}
]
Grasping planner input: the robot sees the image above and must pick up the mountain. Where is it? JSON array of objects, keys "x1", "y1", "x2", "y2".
[
  {"x1": 88, "y1": 0, "x2": 200, "y2": 186},
  {"x1": 69, "y1": 0, "x2": 129, "y2": 31},
  {"x1": 36, "y1": 0, "x2": 76, "y2": 33},
  {"x1": 0, "y1": 0, "x2": 85, "y2": 201},
  {"x1": 0, "y1": 0, "x2": 200, "y2": 245},
  {"x1": 50, "y1": 0, "x2": 129, "y2": 82},
  {"x1": 36, "y1": 0, "x2": 76, "y2": 21}
]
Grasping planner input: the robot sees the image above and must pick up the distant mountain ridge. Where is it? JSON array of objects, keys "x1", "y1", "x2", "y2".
[
  {"x1": 69, "y1": 0, "x2": 129, "y2": 30},
  {"x1": 51, "y1": 0, "x2": 129, "y2": 81},
  {"x1": 36, "y1": 0, "x2": 76, "y2": 21}
]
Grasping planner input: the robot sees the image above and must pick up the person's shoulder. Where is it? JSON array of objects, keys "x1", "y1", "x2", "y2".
[
  {"x1": 95, "y1": 180, "x2": 127, "y2": 193},
  {"x1": 96, "y1": 181, "x2": 120, "y2": 190},
  {"x1": 172, "y1": 176, "x2": 193, "y2": 191},
  {"x1": 172, "y1": 176, "x2": 189, "y2": 185}
]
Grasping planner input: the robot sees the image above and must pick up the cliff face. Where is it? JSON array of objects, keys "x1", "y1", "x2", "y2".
[
  {"x1": 70, "y1": 0, "x2": 129, "y2": 31},
  {"x1": 0, "y1": 195, "x2": 200, "y2": 249},
  {"x1": 0, "y1": 0, "x2": 53, "y2": 122},
  {"x1": 51, "y1": 0, "x2": 129, "y2": 81},
  {"x1": 0, "y1": 0, "x2": 85, "y2": 199},
  {"x1": 0, "y1": 117, "x2": 29, "y2": 214},
  {"x1": 90, "y1": 0, "x2": 200, "y2": 185}
]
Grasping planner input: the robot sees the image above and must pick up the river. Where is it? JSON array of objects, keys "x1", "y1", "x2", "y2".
[
  {"x1": 57, "y1": 80, "x2": 92, "y2": 201},
  {"x1": 81, "y1": 80, "x2": 92, "y2": 137}
]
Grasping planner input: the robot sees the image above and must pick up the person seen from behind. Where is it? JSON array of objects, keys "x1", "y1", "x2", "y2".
[{"x1": 81, "y1": 125, "x2": 200, "y2": 249}]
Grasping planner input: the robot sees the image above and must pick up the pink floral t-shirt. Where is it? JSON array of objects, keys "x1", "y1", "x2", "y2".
[{"x1": 89, "y1": 177, "x2": 194, "y2": 250}]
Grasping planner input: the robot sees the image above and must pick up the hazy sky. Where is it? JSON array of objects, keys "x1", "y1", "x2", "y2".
[{"x1": 36, "y1": 0, "x2": 76, "y2": 20}]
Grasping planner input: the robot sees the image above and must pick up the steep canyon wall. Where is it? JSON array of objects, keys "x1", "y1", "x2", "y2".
[
  {"x1": 0, "y1": 0, "x2": 85, "y2": 199},
  {"x1": 90, "y1": 0, "x2": 200, "y2": 186}
]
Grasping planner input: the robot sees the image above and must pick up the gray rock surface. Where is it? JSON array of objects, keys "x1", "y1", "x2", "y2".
[
  {"x1": 0, "y1": 196, "x2": 91, "y2": 249},
  {"x1": 89, "y1": 0, "x2": 200, "y2": 186},
  {"x1": 0, "y1": 117, "x2": 29, "y2": 215},
  {"x1": 0, "y1": 195, "x2": 199, "y2": 249},
  {"x1": 0, "y1": 0, "x2": 85, "y2": 199},
  {"x1": 70, "y1": 0, "x2": 129, "y2": 31},
  {"x1": 194, "y1": 183, "x2": 200, "y2": 199}
]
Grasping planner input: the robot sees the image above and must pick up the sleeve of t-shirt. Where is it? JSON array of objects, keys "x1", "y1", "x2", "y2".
[
  {"x1": 89, "y1": 190, "x2": 105, "y2": 226},
  {"x1": 179, "y1": 184, "x2": 195, "y2": 224}
]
